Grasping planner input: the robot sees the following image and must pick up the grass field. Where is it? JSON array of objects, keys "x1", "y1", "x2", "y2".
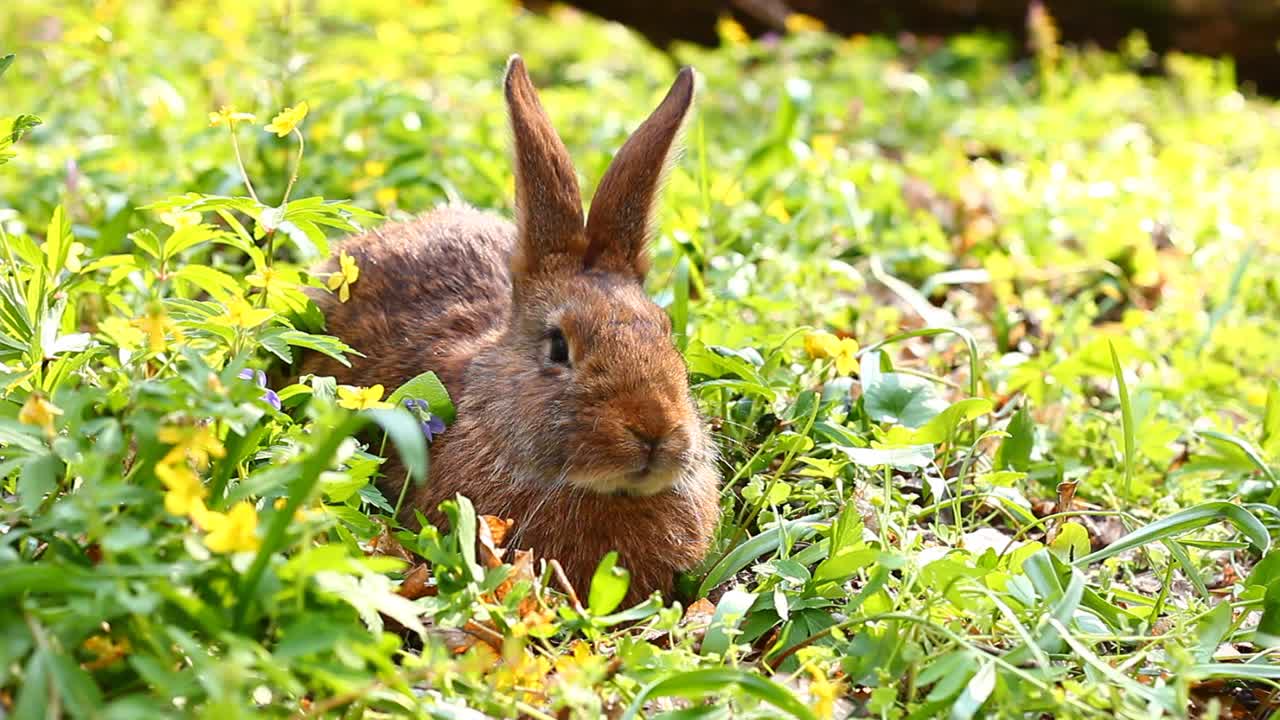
[{"x1": 2, "y1": 1, "x2": 1279, "y2": 718}]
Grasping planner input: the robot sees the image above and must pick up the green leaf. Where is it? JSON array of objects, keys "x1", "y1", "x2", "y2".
[
  {"x1": 995, "y1": 406, "x2": 1034, "y2": 472},
  {"x1": 622, "y1": 668, "x2": 818, "y2": 720},
  {"x1": 701, "y1": 589, "x2": 756, "y2": 655},
  {"x1": 861, "y1": 367, "x2": 948, "y2": 428},
  {"x1": 836, "y1": 444, "x2": 934, "y2": 470},
  {"x1": 588, "y1": 551, "x2": 630, "y2": 615},
  {"x1": 47, "y1": 651, "x2": 104, "y2": 718},
  {"x1": 1264, "y1": 381, "x2": 1280, "y2": 453},
  {"x1": 1194, "y1": 601, "x2": 1233, "y2": 661},
  {"x1": 276, "y1": 330, "x2": 358, "y2": 368},
  {"x1": 950, "y1": 661, "x2": 995, "y2": 720},
  {"x1": 909, "y1": 398, "x2": 993, "y2": 444},
  {"x1": 387, "y1": 370, "x2": 456, "y2": 424},
  {"x1": 1191, "y1": 662, "x2": 1280, "y2": 682},
  {"x1": 0, "y1": 54, "x2": 13, "y2": 80},
  {"x1": 1109, "y1": 341, "x2": 1137, "y2": 495},
  {"x1": 1074, "y1": 502, "x2": 1270, "y2": 567},
  {"x1": 698, "y1": 517, "x2": 820, "y2": 597},
  {"x1": 19, "y1": 453, "x2": 59, "y2": 513},
  {"x1": 364, "y1": 407, "x2": 427, "y2": 483},
  {"x1": 1048, "y1": 522, "x2": 1091, "y2": 562}
]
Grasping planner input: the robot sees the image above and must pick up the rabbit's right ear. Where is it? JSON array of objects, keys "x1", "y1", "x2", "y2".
[{"x1": 504, "y1": 56, "x2": 587, "y2": 278}]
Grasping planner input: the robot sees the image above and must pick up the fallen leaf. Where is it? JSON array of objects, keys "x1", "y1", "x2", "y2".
[{"x1": 397, "y1": 563, "x2": 436, "y2": 600}]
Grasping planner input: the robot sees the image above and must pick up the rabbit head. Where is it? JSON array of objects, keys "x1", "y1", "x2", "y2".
[{"x1": 467, "y1": 57, "x2": 712, "y2": 498}]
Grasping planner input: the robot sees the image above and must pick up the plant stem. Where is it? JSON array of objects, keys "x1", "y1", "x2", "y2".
[{"x1": 227, "y1": 125, "x2": 260, "y2": 204}]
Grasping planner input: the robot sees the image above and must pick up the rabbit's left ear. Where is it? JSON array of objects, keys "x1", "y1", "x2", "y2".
[{"x1": 584, "y1": 67, "x2": 695, "y2": 281}]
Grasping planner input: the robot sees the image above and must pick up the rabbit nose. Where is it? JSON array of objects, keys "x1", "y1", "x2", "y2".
[{"x1": 628, "y1": 427, "x2": 666, "y2": 459}]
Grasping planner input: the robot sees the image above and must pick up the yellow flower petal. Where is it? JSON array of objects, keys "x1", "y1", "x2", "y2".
[
  {"x1": 18, "y1": 394, "x2": 63, "y2": 434},
  {"x1": 804, "y1": 331, "x2": 840, "y2": 360},
  {"x1": 264, "y1": 101, "x2": 309, "y2": 137},
  {"x1": 204, "y1": 501, "x2": 260, "y2": 553}
]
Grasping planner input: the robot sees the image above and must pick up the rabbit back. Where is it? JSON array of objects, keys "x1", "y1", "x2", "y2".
[{"x1": 302, "y1": 204, "x2": 515, "y2": 396}]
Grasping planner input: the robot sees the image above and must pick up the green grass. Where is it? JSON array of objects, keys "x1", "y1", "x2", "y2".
[{"x1": 2, "y1": 1, "x2": 1280, "y2": 718}]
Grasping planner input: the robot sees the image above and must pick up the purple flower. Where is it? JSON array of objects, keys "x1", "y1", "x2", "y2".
[
  {"x1": 421, "y1": 414, "x2": 446, "y2": 443},
  {"x1": 402, "y1": 397, "x2": 446, "y2": 443},
  {"x1": 238, "y1": 368, "x2": 282, "y2": 411}
]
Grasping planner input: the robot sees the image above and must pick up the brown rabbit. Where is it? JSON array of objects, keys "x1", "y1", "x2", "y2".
[{"x1": 302, "y1": 56, "x2": 720, "y2": 604}]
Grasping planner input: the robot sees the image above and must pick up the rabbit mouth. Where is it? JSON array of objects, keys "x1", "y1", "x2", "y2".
[{"x1": 565, "y1": 465, "x2": 681, "y2": 497}]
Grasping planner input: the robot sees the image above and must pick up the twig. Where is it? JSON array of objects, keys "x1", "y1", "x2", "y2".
[
  {"x1": 463, "y1": 619, "x2": 506, "y2": 651},
  {"x1": 549, "y1": 558, "x2": 585, "y2": 614}
]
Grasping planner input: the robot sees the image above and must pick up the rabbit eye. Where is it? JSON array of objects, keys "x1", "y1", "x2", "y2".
[{"x1": 547, "y1": 327, "x2": 571, "y2": 366}]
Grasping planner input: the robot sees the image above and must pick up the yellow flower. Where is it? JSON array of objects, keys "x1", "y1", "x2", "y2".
[
  {"x1": 336, "y1": 384, "x2": 393, "y2": 411},
  {"x1": 273, "y1": 497, "x2": 310, "y2": 522},
  {"x1": 264, "y1": 102, "x2": 309, "y2": 137},
  {"x1": 158, "y1": 424, "x2": 226, "y2": 470},
  {"x1": 246, "y1": 267, "x2": 293, "y2": 298},
  {"x1": 717, "y1": 16, "x2": 750, "y2": 46},
  {"x1": 810, "y1": 134, "x2": 837, "y2": 164},
  {"x1": 214, "y1": 297, "x2": 274, "y2": 330},
  {"x1": 18, "y1": 393, "x2": 62, "y2": 435},
  {"x1": 374, "y1": 186, "x2": 399, "y2": 209},
  {"x1": 208, "y1": 106, "x2": 256, "y2": 128},
  {"x1": 81, "y1": 634, "x2": 130, "y2": 670},
  {"x1": 806, "y1": 666, "x2": 845, "y2": 720},
  {"x1": 765, "y1": 198, "x2": 792, "y2": 224},
  {"x1": 711, "y1": 176, "x2": 744, "y2": 206},
  {"x1": 490, "y1": 650, "x2": 552, "y2": 705},
  {"x1": 327, "y1": 251, "x2": 360, "y2": 303},
  {"x1": 804, "y1": 331, "x2": 840, "y2": 359},
  {"x1": 97, "y1": 316, "x2": 146, "y2": 350},
  {"x1": 785, "y1": 13, "x2": 826, "y2": 33},
  {"x1": 363, "y1": 160, "x2": 387, "y2": 177},
  {"x1": 804, "y1": 331, "x2": 859, "y2": 375},
  {"x1": 202, "y1": 501, "x2": 261, "y2": 554},
  {"x1": 552, "y1": 640, "x2": 603, "y2": 683},
  {"x1": 133, "y1": 304, "x2": 183, "y2": 354},
  {"x1": 155, "y1": 460, "x2": 207, "y2": 516}
]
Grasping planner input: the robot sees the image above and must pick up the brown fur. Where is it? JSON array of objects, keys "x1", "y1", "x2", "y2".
[{"x1": 302, "y1": 57, "x2": 720, "y2": 604}]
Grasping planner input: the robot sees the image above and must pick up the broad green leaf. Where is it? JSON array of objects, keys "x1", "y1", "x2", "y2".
[
  {"x1": 950, "y1": 661, "x2": 995, "y2": 720},
  {"x1": 588, "y1": 551, "x2": 630, "y2": 615},
  {"x1": 836, "y1": 443, "x2": 934, "y2": 470},
  {"x1": 701, "y1": 589, "x2": 756, "y2": 655},
  {"x1": 995, "y1": 406, "x2": 1034, "y2": 472},
  {"x1": 19, "y1": 453, "x2": 59, "y2": 513},
  {"x1": 1048, "y1": 522, "x2": 1091, "y2": 562},
  {"x1": 909, "y1": 397, "x2": 993, "y2": 444},
  {"x1": 698, "y1": 518, "x2": 820, "y2": 597},
  {"x1": 1194, "y1": 601, "x2": 1233, "y2": 661},
  {"x1": 862, "y1": 369, "x2": 948, "y2": 428},
  {"x1": 387, "y1": 370, "x2": 456, "y2": 424},
  {"x1": 364, "y1": 407, "x2": 427, "y2": 482}
]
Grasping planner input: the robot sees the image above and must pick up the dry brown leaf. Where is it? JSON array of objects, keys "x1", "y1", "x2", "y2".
[
  {"x1": 368, "y1": 521, "x2": 415, "y2": 563},
  {"x1": 477, "y1": 514, "x2": 515, "y2": 569},
  {"x1": 396, "y1": 563, "x2": 436, "y2": 600}
]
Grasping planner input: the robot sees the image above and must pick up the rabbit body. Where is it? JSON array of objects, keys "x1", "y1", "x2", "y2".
[{"x1": 303, "y1": 58, "x2": 720, "y2": 603}]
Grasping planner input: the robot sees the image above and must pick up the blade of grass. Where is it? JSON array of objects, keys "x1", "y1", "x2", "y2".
[
  {"x1": 1108, "y1": 340, "x2": 1136, "y2": 497},
  {"x1": 1073, "y1": 501, "x2": 1271, "y2": 568}
]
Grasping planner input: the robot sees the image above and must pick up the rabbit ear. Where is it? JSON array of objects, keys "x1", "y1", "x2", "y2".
[
  {"x1": 504, "y1": 55, "x2": 587, "y2": 277},
  {"x1": 583, "y1": 67, "x2": 695, "y2": 280}
]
